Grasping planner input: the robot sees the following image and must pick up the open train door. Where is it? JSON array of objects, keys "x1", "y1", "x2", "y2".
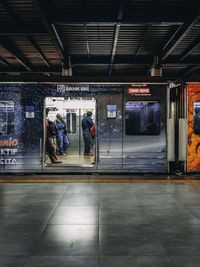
[{"x1": 44, "y1": 97, "x2": 96, "y2": 168}]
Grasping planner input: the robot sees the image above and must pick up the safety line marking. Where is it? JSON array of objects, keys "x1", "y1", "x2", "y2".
[{"x1": 0, "y1": 179, "x2": 200, "y2": 183}]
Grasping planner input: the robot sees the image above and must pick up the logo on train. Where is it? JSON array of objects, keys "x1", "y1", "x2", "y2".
[
  {"x1": 57, "y1": 85, "x2": 89, "y2": 92},
  {"x1": 0, "y1": 137, "x2": 19, "y2": 165}
]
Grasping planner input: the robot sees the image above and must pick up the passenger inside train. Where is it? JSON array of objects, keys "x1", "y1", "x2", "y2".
[
  {"x1": 55, "y1": 113, "x2": 69, "y2": 156},
  {"x1": 82, "y1": 111, "x2": 95, "y2": 156},
  {"x1": 45, "y1": 108, "x2": 62, "y2": 164}
]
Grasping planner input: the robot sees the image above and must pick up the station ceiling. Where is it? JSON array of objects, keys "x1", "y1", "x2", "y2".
[{"x1": 0, "y1": 0, "x2": 200, "y2": 81}]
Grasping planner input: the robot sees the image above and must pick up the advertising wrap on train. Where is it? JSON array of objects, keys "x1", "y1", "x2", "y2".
[{"x1": 0, "y1": 137, "x2": 19, "y2": 165}]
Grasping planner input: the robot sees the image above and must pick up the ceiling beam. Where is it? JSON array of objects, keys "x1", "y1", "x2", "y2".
[
  {"x1": 108, "y1": 24, "x2": 121, "y2": 76},
  {"x1": 52, "y1": 15, "x2": 185, "y2": 25},
  {"x1": 0, "y1": 67, "x2": 60, "y2": 73},
  {"x1": 32, "y1": 0, "x2": 67, "y2": 66},
  {"x1": 0, "y1": 75, "x2": 169, "y2": 83},
  {"x1": 27, "y1": 36, "x2": 50, "y2": 67},
  {"x1": 0, "y1": 27, "x2": 48, "y2": 36},
  {"x1": 0, "y1": 61, "x2": 198, "y2": 72},
  {"x1": 0, "y1": 1, "x2": 51, "y2": 68},
  {"x1": 84, "y1": 24, "x2": 90, "y2": 59},
  {"x1": 162, "y1": 13, "x2": 200, "y2": 60},
  {"x1": 0, "y1": 39, "x2": 33, "y2": 71},
  {"x1": 180, "y1": 36, "x2": 200, "y2": 61},
  {"x1": 81, "y1": 0, "x2": 90, "y2": 59},
  {"x1": 135, "y1": 25, "x2": 151, "y2": 59},
  {"x1": 180, "y1": 65, "x2": 200, "y2": 78},
  {"x1": 135, "y1": 0, "x2": 165, "y2": 60},
  {"x1": 108, "y1": 0, "x2": 124, "y2": 76},
  {"x1": 0, "y1": 56, "x2": 9, "y2": 67}
]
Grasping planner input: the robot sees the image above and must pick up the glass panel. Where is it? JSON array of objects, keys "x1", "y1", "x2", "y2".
[
  {"x1": 0, "y1": 101, "x2": 14, "y2": 135},
  {"x1": 66, "y1": 113, "x2": 77, "y2": 134},
  {"x1": 125, "y1": 102, "x2": 160, "y2": 135}
]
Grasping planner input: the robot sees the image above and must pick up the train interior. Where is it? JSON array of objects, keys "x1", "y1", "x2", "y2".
[{"x1": 45, "y1": 97, "x2": 96, "y2": 167}]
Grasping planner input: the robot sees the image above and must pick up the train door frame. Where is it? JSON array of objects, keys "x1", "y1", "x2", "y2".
[{"x1": 42, "y1": 96, "x2": 98, "y2": 170}]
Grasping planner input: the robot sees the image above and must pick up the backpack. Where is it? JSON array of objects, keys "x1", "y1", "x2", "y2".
[
  {"x1": 90, "y1": 124, "x2": 95, "y2": 137},
  {"x1": 48, "y1": 120, "x2": 58, "y2": 136}
]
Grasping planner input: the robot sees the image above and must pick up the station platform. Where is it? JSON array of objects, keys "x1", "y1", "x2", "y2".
[{"x1": 1, "y1": 176, "x2": 200, "y2": 266}]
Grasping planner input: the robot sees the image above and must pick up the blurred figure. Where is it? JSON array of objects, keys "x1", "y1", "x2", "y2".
[
  {"x1": 82, "y1": 111, "x2": 94, "y2": 156},
  {"x1": 46, "y1": 108, "x2": 62, "y2": 163},
  {"x1": 55, "y1": 113, "x2": 69, "y2": 155}
]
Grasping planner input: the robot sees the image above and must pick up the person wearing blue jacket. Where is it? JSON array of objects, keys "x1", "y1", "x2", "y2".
[
  {"x1": 55, "y1": 114, "x2": 69, "y2": 155},
  {"x1": 82, "y1": 111, "x2": 94, "y2": 156}
]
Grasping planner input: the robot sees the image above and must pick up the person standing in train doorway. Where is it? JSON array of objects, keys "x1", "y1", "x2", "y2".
[
  {"x1": 82, "y1": 111, "x2": 94, "y2": 156},
  {"x1": 46, "y1": 108, "x2": 62, "y2": 163},
  {"x1": 55, "y1": 113, "x2": 69, "y2": 156}
]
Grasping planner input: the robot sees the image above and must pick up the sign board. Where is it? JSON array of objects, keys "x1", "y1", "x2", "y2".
[
  {"x1": 128, "y1": 88, "x2": 151, "y2": 95},
  {"x1": 107, "y1": 105, "x2": 117, "y2": 119},
  {"x1": 25, "y1": 106, "x2": 35, "y2": 118}
]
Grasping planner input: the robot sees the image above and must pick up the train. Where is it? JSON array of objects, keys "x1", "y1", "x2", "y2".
[{"x1": 0, "y1": 81, "x2": 199, "y2": 174}]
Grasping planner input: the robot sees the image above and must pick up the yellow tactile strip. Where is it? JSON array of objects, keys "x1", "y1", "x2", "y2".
[{"x1": 0, "y1": 179, "x2": 200, "y2": 183}]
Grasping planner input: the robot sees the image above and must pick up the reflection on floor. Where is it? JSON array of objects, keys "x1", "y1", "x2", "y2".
[
  {"x1": 46, "y1": 154, "x2": 95, "y2": 166},
  {"x1": 1, "y1": 182, "x2": 200, "y2": 266}
]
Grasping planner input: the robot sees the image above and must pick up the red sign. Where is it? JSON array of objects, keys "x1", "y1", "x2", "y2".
[{"x1": 128, "y1": 88, "x2": 150, "y2": 94}]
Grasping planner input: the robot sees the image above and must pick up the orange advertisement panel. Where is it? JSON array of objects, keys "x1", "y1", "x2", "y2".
[{"x1": 188, "y1": 84, "x2": 200, "y2": 170}]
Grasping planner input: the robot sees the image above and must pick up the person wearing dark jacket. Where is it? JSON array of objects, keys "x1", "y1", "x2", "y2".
[
  {"x1": 55, "y1": 113, "x2": 69, "y2": 155},
  {"x1": 82, "y1": 111, "x2": 94, "y2": 156},
  {"x1": 46, "y1": 108, "x2": 62, "y2": 163}
]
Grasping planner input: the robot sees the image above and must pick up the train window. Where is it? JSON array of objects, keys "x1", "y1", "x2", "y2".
[
  {"x1": 66, "y1": 113, "x2": 77, "y2": 134},
  {"x1": 193, "y1": 101, "x2": 200, "y2": 135},
  {"x1": 0, "y1": 101, "x2": 14, "y2": 136},
  {"x1": 125, "y1": 102, "x2": 160, "y2": 135}
]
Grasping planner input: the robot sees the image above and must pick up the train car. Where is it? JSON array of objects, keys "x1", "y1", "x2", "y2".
[{"x1": 0, "y1": 82, "x2": 171, "y2": 173}]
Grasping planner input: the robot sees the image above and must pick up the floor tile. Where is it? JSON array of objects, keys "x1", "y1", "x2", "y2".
[
  {"x1": 154, "y1": 224, "x2": 200, "y2": 240},
  {"x1": 48, "y1": 206, "x2": 98, "y2": 224},
  {"x1": 99, "y1": 194, "x2": 140, "y2": 206},
  {"x1": 172, "y1": 191, "x2": 200, "y2": 205},
  {"x1": 160, "y1": 183, "x2": 197, "y2": 194},
  {"x1": 0, "y1": 225, "x2": 44, "y2": 256},
  {"x1": 0, "y1": 205, "x2": 55, "y2": 225},
  {"x1": 143, "y1": 204, "x2": 200, "y2": 224},
  {"x1": 138, "y1": 194, "x2": 177, "y2": 206},
  {"x1": 171, "y1": 256, "x2": 200, "y2": 267},
  {"x1": 0, "y1": 256, "x2": 27, "y2": 267},
  {"x1": 184, "y1": 205, "x2": 200, "y2": 219},
  {"x1": 24, "y1": 256, "x2": 98, "y2": 267},
  {"x1": 100, "y1": 183, "x2": 136, "y2": 194},
  {"x1": 60, "y1": 193, "x2": 98, "y2": 206},
  {"x1": 100, "y1": 205, "x2": 149, "y2": 225},
  {"x1": 100, "y1": 256, "x2": 174, "y2": 267},
  {"x1": 100, "y1": 225, "x2": 167, "y2": 256},
  {"x1": 0, "y1": 195, "x2": 27, "y2": 207},
  {"x1": 20, "y1": 193, "x2": 64, "y2": 206},
  {"x1": 31, "y1": 225, "x2": 98, "y2": 256},
  {"x1": 162, "y1": 238, "x2": 200, "y2": 256},
  {"x1": 67, "y1": 184, "x2": 99, "y2": 194}
]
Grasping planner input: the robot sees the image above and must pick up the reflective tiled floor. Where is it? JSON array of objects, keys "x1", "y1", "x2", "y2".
[{"x1": 1, "y1": 182, "x2": 200, "y2": 266}]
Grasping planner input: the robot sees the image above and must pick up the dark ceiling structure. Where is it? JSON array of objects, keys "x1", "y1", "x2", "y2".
[{"x1": 0, "y1": 0, "x2": 200, "y2": 81}]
